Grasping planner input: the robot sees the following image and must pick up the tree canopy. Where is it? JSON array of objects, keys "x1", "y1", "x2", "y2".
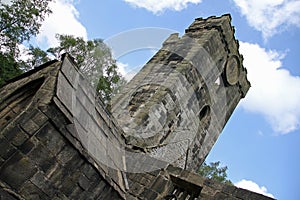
[
  {"x1": 0, "y1": 0, "x2": 52, "y2": 85},
  {"x1": 47, "y1": 34, "x2": 125, "y2": 104},
  {"x1": 198, "y1": 161, "x2": 232, "y2": 185},
  {"x1": 0, "y1": 1, "x2": 125, "y2": 104},
  {"x1": 0, "y1": 0, "x2": 52, "y2": 55}
]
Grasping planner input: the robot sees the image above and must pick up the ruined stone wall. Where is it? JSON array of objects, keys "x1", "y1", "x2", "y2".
[
  {"x1": 111, "y1": 14, "x2": 250, "y2": 172},
  {"x1": 0, "y1": 56, "x2": 125, "y2": 199},
  {"x1": 125, "y1": 165, "x2": 274, "y2": 200},
  {"x1": 0, "y1": 15, "x2": 273, "y2": 200}
]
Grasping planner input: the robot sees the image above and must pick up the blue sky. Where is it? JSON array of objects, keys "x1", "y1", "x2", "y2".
[{"x1": 31, "y1": 0, "x2": 300, "y2": 199}]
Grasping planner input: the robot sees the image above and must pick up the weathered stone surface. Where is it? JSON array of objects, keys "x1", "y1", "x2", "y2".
[
  {"x1": 150, "y1": 175, "x2": 170, "y2": 194},
  {"x1": 111, "y1": 14, "x2": 250, "y2": 172},
  {"x1": 27, "y1": 140, "x2": 55, "y2": 172},
  {"x1": 19, "y1": 181, "x2": 49, "y2": 200},
  {"x1": 140, "y1": 188, "x2": 159, "y2": 200},
  {"x1": 78, "y1": 174, "x2": 91, "y2": 190},
  {"x1": 0, "y1": 15, "x2": 273, "y2": 200},
  {"x1": 19, "y1": 136, "x2": 39, "y2": 154},
  {"x1": 0, "y1": 57, "x2": 124, "y2": 199},
  {"x1": 0, "y1": 152, "x2": 37, "y2": 189},
  {"x1": 222, "y1": 184, "x2": 237, "y2": 195},
  {"x1": 3, "y1": 125, "x2": 28, "y2": 147},
  {"x1": 56, "y1": 145, "x2": 78, "y2": 166},
  {"x1": 30, "y1": 171, "x2": 57, "y2": 198},
  {"x1": 0, "y1": 187, "x2": 17, "y2": 200},
  {"x1": 0, "y1": 136, "x2": 17, "y2": 159},
  {"x1": 20, "y1": 118, "x2": 40, "y2": 136},
  {"x1": 36, "y1": 122, "x2": 65, "y2": 156}
]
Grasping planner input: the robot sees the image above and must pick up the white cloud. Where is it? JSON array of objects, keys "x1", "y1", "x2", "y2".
[
  {"x1": 233, "y1": 0, "x2": 300, "y2": 38},
  {"x1": 235, "y1": 179, "x2": 275, "y2": 198},
  {"x1": 1, "y1": 0, "x2": 12, "y2": 5},
  {"x1": 123, "y1": 0, "x2": 203, "y2": 14},
  {"x1": 240, "y1": 42, "x2": 300, "y2": 134},
  {"x1": 116, "y1": 61, "x2": 139, "y2": 81},
  {"x1": 36, "y1": 0, "x2": 87, "y2": 47},
  {"x1": 16, "y1": 44, "x2": 31, "y2": 62},
  {"x1": 116, "y1": 61, "x2": 127, "y2": 77}
]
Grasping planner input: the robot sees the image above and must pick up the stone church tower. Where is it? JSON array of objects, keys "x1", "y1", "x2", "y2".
[
  {"x1": 111, "y1": 14, "x2": 250, "y2": 172},
  {"x1": 0, "y1": 15, "x2": 273, "y2": 199}
]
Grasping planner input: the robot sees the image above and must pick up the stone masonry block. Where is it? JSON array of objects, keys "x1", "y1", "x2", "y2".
[
  {"x1": 36, "y1": 122, "x2": 66, "y2": 156},
  {"x1": 61, "y1": 56, "x2": 79, "y2": 87},
  {"x1": 201, "y1": 184, "x2": 218, "y2": 197},
  {"x1": 0, "y1": 152, "x2": 37, "y2": 189},
  {"x1": 15, "y1": 110, "x2": 44, "y2": 136},
  {"x1": 222, "y1": 184, "x2": 236, "y2": 195},
  {"x1": 69, "y1": 185, "x2": 84, "y2": 199},
  {"x1": 51, "y1": 193, "x2": 69, "y2": 200},
  {"x1": 18, "y1": 136, "x2": 39, "y2": 154},
  {"x1": 0, "y1": 157, "x2": 4, "y2": 166},
  {"x1": 57, "y1": 72, "x2": 75, "y2": 115},
  {"x1": 97, "y1": 187, "x2": 115, "y2": 200},
  {"x1": 234, "y1": 188, "x2": 251, "y2": 199},
  {"x1": 31, "y1": 171, "x2": 57, "y2": 198},
  {"x1": 27, "y1": 143, "x2": 56, "y2": 173},
  {"x1": 248, "y1": 191, "x2": 274, "y2": 200},
  {"x1": 47, "y1": 163, "x2": 69, "y2": 189},
  {"x1": 204, "y1": 179, "x2": 223, "y2": 191},
  {"x1": 19, "y1": 181, "x2": 49, "y2": 200},
  {"x1": 88, "y1": 179, "x2": 107, "y2": 196},
  {"x1": 20, "y1": 119, "x2": 40, "y2": 136},
  {"x1": 3, "y1": 125, "x2": 28, "y2": 147},
  {"x1": 166, "y1": 164, "x2": 183, "y2": 176},
  {"x1": 137, "y1": 176, "x2": 153, "y2": 186},
  {"x1": 213, "y1": 191, "x2": 232, "y2": 200},
  {"x1": 57, "y1": 145, "x2": 78, "y2": 166},
  {"x1": 63, "y1": 150, "x2": 85, "y2": 173},
  {"x1": 128, "y1": 182, "x2": 144, "y2": 196},
  {"x1": 0, "y1": 187, "x2": 17, "y2": 200},
  {"x1": 0, "y1": 136, "x2": 17, "y2": 159},
  {"x1": 150, "y1": 175, "x2": 170, "y2": 194},
  {"x1": 77, "y1": 191, "x2": 96, "y2": 200},
  {"x1": 59, "y1": 175, "x2": 76, "y2": 196},
  {"x1": 140, "y1": 188, "x2": 159, "y2": 200},
  {"x1": 39, "y1": 103, "x2": 71, "y2": 127},
  {"x1": 78, "y1": 174, "x2": 91, "y2": 191},
  {"x1": 30, "y1": 109, "x2": 49, "y2": 127},
  {"x1": 81, "y1": 163, "x2": 100, "y2": 182}
]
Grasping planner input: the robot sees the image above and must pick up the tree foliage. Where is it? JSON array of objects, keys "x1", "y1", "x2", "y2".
[
  {"x1": 0, "y1": 0, "x2": 52, "y2": 54},
  {"x1": 0, "y1": 0, "x2": 125, "y2": 103},
  {"x1": 0, "y1": 0, "x2": 52, "y2": 86},
  {"x1": 26, "y1": 45, "x2": 50, "y2": 67},
  {"x1": 198, "y1": 161, "x2": 232, "y2": 185},
  {"x1": 0, "y1": 53, "x2": 22, "y2": 86},
  {"x1": 47, "y1": 34, "x2": 125, "y2": 104}
]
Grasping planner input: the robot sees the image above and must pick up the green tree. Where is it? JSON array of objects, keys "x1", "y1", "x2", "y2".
[
  {"x1": 198, "y1": 161, "x2": 232, "y2": 184},
  {"x1": 0, "y1": 1, "x2": 124, "y2": 103},
  {"x1": 0, "y1": 0, "x2": 52, "y2": 54},
  {"x1": 0, "y1": 0, "x2": 52, "y2": 86},
  {"x1": 26, "y1": 45, "x2": 50, "y2": 67},
  {"x1": 0, "y1": 53, "x2": 22, "y2": 86},
  {"x1": 47, "y1": 34, "x2": 125, "y2": 104}
]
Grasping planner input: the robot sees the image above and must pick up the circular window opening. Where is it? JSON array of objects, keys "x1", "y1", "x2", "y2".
[
  {"x1": 199, "y1": 105, "x2": 211, "y2": 129},
  {"x1": 224, "y1": 55, "x2": 240, "y2": 86}
]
